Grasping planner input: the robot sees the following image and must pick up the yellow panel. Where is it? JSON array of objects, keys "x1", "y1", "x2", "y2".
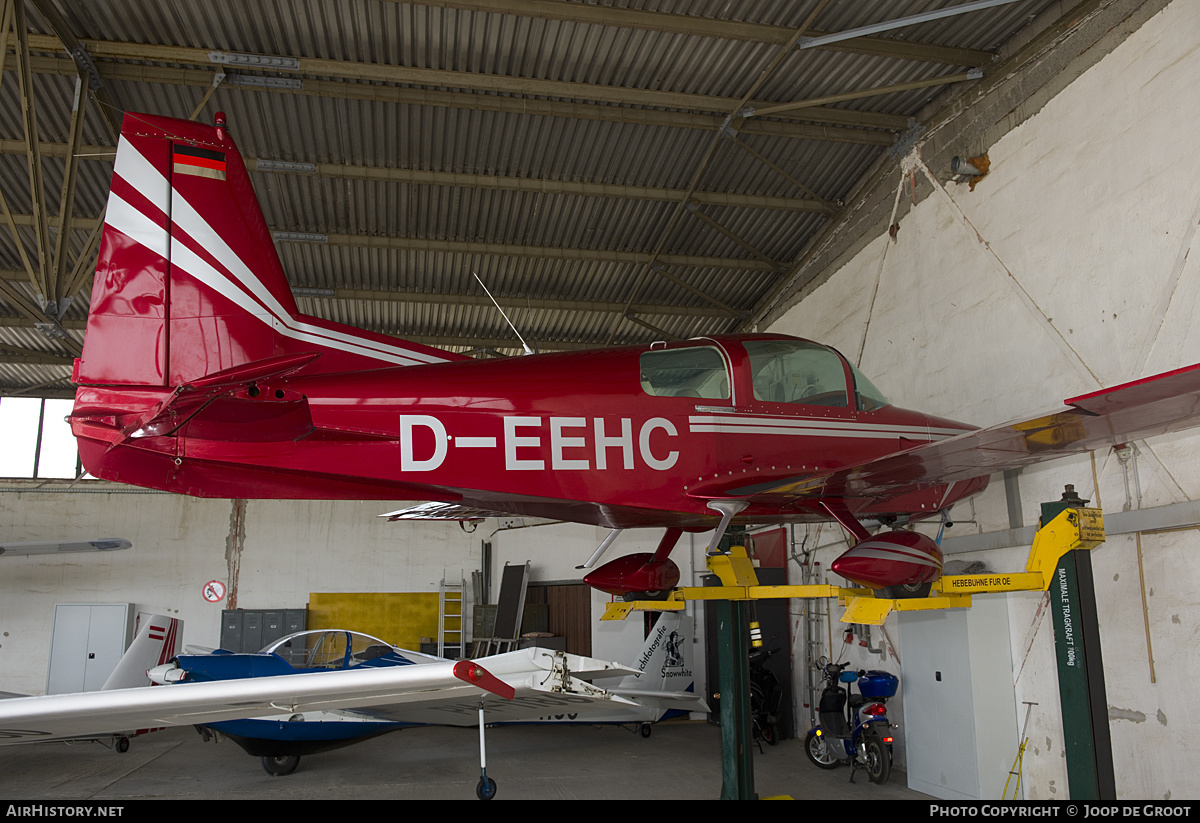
[
  {"x1": 307, "y1": 592, "x2": 440, "y2": 649},
  {"x1": 841, "y1": 596, "x2": 894, "y2": 626},
  {"x1": 708, "y1": 545, "x2": 760, "y2": 588},
  {"x1": 1025, "y1": 507, "x2": 1106, "y2": 587},
  {"x1": 601, "y1": 598, "x2": 686, "y2": 621}
]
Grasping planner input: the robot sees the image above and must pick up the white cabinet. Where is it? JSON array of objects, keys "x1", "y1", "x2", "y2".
[
  {"x1": 46, "y1": 603, "x2": 132, "y2": 694},
  {"x1": 898, "y1": 595, "x2": 1018, "y2": 799}
]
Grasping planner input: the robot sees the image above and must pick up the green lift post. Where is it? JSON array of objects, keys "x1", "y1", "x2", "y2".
[
  {"x1": 1042, "y1": 485, "x2": 1117, "y2": 799},
  {"x1": 714, "y1": 526, "x2": 755, "y2": 800}
]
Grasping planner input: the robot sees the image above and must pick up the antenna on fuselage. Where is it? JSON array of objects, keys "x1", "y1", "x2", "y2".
[{"x1": 472, "y1": 271, "x2": 535, "y2": 356}]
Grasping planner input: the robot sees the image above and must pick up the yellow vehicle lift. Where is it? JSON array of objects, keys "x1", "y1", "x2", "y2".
[
  {"x1": 602, "y1": 494, "x2": 1105, "y2": 800},
  {"x1": 601, "y1": 505, "x2": 1105, "y2": 625}
]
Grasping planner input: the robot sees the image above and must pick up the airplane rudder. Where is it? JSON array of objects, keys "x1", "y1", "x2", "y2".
[
  {"x1": 101, "y1": 613, "x2": 183, "y2": 690},
  {"x1": 632, "y1": 612, "x2": 693, "y2": 690},
  {"x1": 163, "y1": 111, "x2": 297, "y2": 382},
  {"x1": 76, "y1": 114, "x2": 175, "y2": 387}
]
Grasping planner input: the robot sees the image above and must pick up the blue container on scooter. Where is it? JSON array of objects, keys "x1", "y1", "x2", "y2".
[{"x1": 857, "y1": 670, "x2": 898, "y2": 698}]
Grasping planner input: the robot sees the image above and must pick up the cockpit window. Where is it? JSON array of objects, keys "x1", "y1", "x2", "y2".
[
  {"x1": 745, "y1": 340, "x2": 848, "y2": 407},
  {"x1": 263, "y1": 630, "x2": 408, "y2": 670},
  {"x1": 640, "y1": 346, "x2": 730, "y2": 399},
  {"x1": 850, "y1": 363, "x2": 890, "y2": 411}
]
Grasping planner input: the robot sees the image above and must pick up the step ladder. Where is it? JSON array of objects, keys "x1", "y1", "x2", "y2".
[
  {"x1": 794, "y1": 524, "x2": 830, "y2": 728},
  {"x1": 438, "y1": 575, "x2": 465, "y2": 659}
]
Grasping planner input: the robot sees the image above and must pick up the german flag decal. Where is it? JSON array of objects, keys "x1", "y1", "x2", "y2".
[{"x1": 173, "y1": 144, "x2": 227, "y2": 180}]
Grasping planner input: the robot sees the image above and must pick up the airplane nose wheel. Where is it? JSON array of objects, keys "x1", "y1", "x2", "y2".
[
  {"x1": 261, "y1": 754, "x2": 300, "y2": 776},
  {"x1": 476, "y1": 774, "x2": 497, "y2": 800}
]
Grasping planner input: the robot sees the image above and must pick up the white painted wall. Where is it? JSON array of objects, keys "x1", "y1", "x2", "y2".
[{"x1": 768, "y1": 0, "x2": 1200, "y2": 800}]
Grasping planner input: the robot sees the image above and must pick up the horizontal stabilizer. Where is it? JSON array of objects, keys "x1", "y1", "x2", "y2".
[
  {"x1": 72, "y1": 353, "x2": 326, "y2": 446},
  {"x1": 610, "y1": 689, "x2": 710, "y2": 713}
]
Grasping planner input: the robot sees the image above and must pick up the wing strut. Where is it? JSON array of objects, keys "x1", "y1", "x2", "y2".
[
  {"x1": 577, "y1": 528, "x2": 623, "y2": 569},
  {"x1": 817, "y1": 500, "x2": 871, "y2": 544}
]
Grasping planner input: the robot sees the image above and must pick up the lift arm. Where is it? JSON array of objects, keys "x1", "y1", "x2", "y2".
[{"x1": 601, "y1": 506, "x2": 1105, "y2": 626}]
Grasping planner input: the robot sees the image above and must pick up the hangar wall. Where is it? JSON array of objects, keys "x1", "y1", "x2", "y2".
[{"x1": 767, "y1": 0, "x2": 1200, "y2": 800}]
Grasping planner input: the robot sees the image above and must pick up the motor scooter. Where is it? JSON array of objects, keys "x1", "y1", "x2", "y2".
[
  {"x1": 803, "y1": 659, "x2": 897, "y2": 784},
  {"x1": 748, "y1": 646, "x2": 783, "y2": 747}
]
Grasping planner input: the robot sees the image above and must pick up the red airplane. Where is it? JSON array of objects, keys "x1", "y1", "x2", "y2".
[{"x1": 69, "y1": 112, "x2": 1200, "y2": 599}]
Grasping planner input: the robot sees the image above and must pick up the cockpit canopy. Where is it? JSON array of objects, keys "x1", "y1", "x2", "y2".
[
  {"x1": 261, "y1": 630, "x2": 411, "y2": 670},
  {"x1": 639, "y1": 338, "x2": 890, "y2": 411}
]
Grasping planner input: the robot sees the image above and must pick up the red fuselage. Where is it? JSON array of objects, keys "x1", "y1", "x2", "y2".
[{"x1": 73, "y1": 333, "x2": 985, "y2": 531}]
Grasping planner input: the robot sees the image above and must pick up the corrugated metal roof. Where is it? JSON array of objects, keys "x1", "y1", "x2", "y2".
[{"x1": 0, "y1": 0, "x2": 1066, "y2": 395}]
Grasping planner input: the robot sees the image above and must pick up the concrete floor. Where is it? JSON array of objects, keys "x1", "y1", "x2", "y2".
[{"x1": 0, "y1": 720, "x2": 934, "y2": 801}]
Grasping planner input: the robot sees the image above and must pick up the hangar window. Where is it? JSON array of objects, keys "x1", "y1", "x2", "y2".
[
  {"x1": 640, "y1": 346, "x2": 730, "y2": 399},
  {"x1": 745, "y1": 340, "x2": 849, "y2": 408},
  {"x1": 0, "y1": 397, "x2": 83, "y2": 479}
]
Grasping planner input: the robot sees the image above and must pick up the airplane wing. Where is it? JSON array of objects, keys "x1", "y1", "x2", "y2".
[
  {"x1": 715, "y1": 362, "x2": 1200, "y2": 503},
  {"x1": 0, "y1": 648, "x2": 634, "y2": 745}
]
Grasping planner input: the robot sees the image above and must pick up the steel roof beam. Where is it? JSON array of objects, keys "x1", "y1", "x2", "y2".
[
  {"x1": 0, "y1": 344, "x2": 72, "y2": 365},
  {"x1": 1, "y1": 214, "x2": 776, "y2": 272},
  {"x1": 0, "y1": 378, "x2": 75, "y2": 398},
  {"x1": 685, "y1": 205, "x2": 782, "y2": 268},
  {"x1": 0, "y1": 315, "x2": 624, "y2": 356},
  {"x1": 49, "y1": 75, "x2": 89, "y2": 308},
  {"x1": 0, "y1": 269, "x2": 734, "y2": 319},
  {"x1": 10, "y1": 36, "x2": 910, "y2": 138},
  {"x1": 0, "y1": 140, "x2": 831, "y2": 212},
  {"x1": 255, "y1": 161, "x2": 832, "y2": 213},
  {"x1": 12, "y1": 1, "x2": 52, "y2": 310},
  {"x1": 747, "y1": 71, "x2": 984, "y2": 118},
  {"x1": 291, "y1": 286, "x2": 732, "y2": 318},
  {"x1": 411, "y1": 1, "x2": 996, "y2": 67},
  {"x1": 27, "y1": 0, "x2": 120, "y2": 140}
]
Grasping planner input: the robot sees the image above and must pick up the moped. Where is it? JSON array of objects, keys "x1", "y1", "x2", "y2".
[
  {"x1": 748, "y1": 646, "x2": 783, "y2": 747},
  {"x1": 803, "y1": 659, "x2": 897, "y2": 784}
]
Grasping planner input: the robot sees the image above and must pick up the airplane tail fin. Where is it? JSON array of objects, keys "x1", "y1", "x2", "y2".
[
  {"x1": 75, "y1": 111, "x2": 460, "y2": 390},
  {"x1": 101, "y1": 613, "x2": 182, "y2": 690},
  {"x1": 611, "y1": 612, "x2": 707, "y2": 716}
]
